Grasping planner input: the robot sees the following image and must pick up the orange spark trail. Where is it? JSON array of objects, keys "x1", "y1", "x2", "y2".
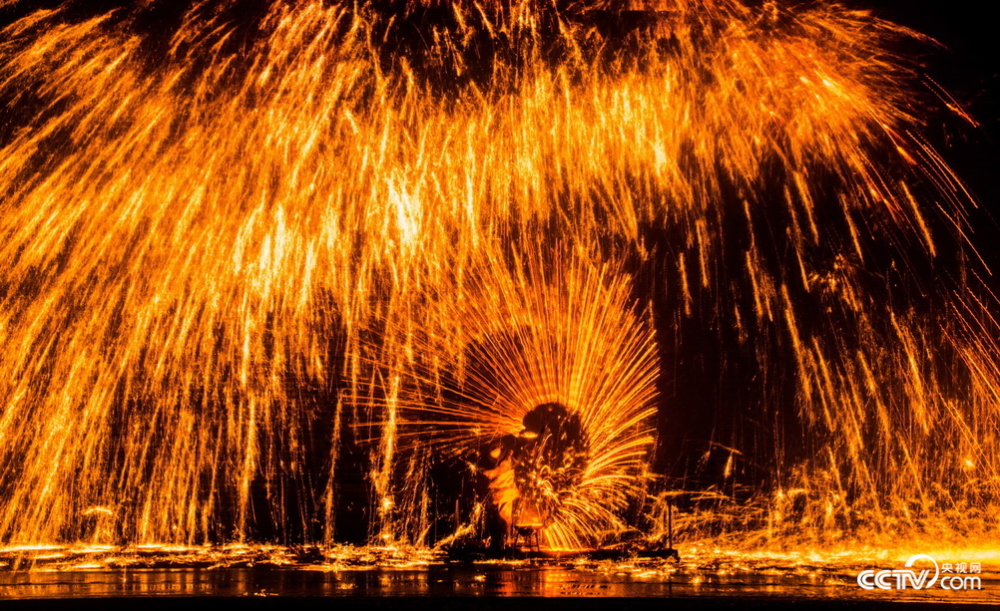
[{"x1": 0, "y1": 0, "x2": 996, "y2": 550}]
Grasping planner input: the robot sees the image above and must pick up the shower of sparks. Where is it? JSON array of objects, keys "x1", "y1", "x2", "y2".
[
  {"x1": 0, "y1": 0, "x2": 997, "y2": 551},
  {"x1": 354, "y1": 250, "x2": 659, "y2": 549}
]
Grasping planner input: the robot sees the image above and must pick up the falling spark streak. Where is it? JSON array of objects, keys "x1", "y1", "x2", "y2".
[{"x1": 0, "y1": 0, "x2": 996, "y2": 551}]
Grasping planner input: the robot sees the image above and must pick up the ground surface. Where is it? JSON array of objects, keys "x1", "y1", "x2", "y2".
[{"x1": 1, "y1": 544, "x2": 998, "y2": 606}]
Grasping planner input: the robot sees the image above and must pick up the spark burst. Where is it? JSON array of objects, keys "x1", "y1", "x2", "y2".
[
  {"x1": 354, "y1": 250, "x2": 659, "y2": 549},
  {"x1": 0, "y1": 0, "x2": 996, "y2": 551}
]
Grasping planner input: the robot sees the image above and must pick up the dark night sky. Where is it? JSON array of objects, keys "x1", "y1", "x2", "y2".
[{"x1": 866, "y1": 0, "x2": 1000, "y2": 225}]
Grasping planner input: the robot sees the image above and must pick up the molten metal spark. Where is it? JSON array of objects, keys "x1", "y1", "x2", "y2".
[{"x1": 0, "y1": 0, "x2": 996, "y2": 550}]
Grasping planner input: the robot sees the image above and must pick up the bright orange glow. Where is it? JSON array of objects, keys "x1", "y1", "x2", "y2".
[
  {"x1": 0, "y1": 0, "x2": 996, "y2": 553},
  {"x1": 355, "y1": 254, "x2": 659, "y2": 548}
]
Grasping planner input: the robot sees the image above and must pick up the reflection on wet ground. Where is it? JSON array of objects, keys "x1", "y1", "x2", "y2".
[{"x1": 1, "y1": 544, "x2": 998, "y2": 606}]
